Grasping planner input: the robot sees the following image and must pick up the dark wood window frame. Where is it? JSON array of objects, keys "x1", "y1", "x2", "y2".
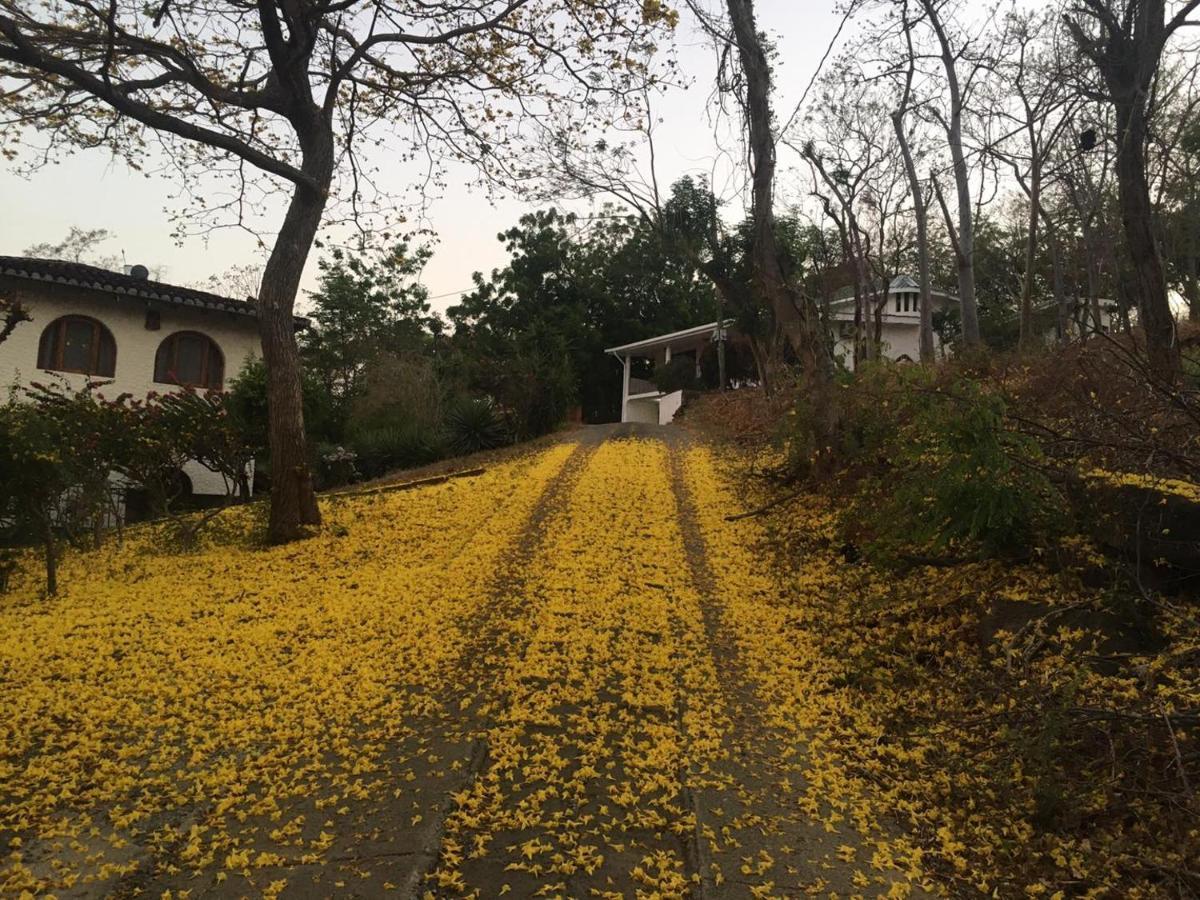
[
  {"x1": 37, "y1": 315, "x2": 118, "y2": 377},
  {"x1": 153, "y1": 330, "x2": 225, "y2": 390}
]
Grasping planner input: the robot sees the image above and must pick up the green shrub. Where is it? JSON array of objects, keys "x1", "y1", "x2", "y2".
[
  {"x1": 350, "y1": 422, "x2": 445, "y2": 479},
  {"x1": 853, "y1": 379, "x2": 1067, "y2": 560},
  {"x1": 443, "y1": 398, "x2": 509, "y2": 456},
  {"x1": 315, "y1": 443, "x2": 359, "y2": 489},
  {"x1": 784, "y1": 361, "x2": 926, "y2": 478}
]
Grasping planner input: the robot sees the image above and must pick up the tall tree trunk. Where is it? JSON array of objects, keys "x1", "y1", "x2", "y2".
[
  {"x1": 725, "y1": 0, "x2": 831, "y2": 383},
  {"x1": 1065, "y1": 0, "x2": 1192, "y2": 377},
  {"x1": 747, "y1": 335, "x2": 771, "y2": 394},
  {"x1": 1114, "y1": 99, "x2": 1181, "y2": 379},
  {"x1": 921, "y1": 0, "x2": 980, "y2": 347},
  {"x1": 1019, "y1": 161, "x2": 1041, "y2": 352},
  {"x1": 946, "y1": 103, "x2": 980, "y2": 346},
  {"x1": 893, "y1": 109, "x2": 935, "y2": 362},
  {"x1": 1184, "y1": 268, "x2": 1200, "y2": 322},
  {"x1": 1087, "y1": 265, "x2": 1104, "y2": 334},
  {"x1": 873, "y1": 291, "x2": 885, "y2": 354},
  {"x1": 260, "y1": 130, "x2": 334, "y2": 543},
  {"x1": 853, "y1": 281, "x2": 866, "y2": 366},
  {"x1": 855, "y1": 232, "x2": 876, "y2": 361},
  {"x1": 811, "y1": 161, "x2": 870, "y2": 364},
  {"x1": 1074, "y1": 193, "x2": 1106, "y2": 335},
  {"x1": 818, "y1": 195, "x2": 860, "y2": 364},
  {"x1": 1041, "y1": 212, "x2": 1068, "y2": 343}
]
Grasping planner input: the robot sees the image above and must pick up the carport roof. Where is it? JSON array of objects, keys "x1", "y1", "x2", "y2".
[{"x1": 605, "y1": 320, "x2": 734, "y2": 358}]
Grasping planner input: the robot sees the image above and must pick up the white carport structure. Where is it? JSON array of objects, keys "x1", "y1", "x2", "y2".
[{"x1": 605, "y1": 320, "x2": 732, "y2": 425}]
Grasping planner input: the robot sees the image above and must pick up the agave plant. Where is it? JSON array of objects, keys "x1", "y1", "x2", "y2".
[{"x1": 443, "y1": 398, "x2": 509, "y2": 456}]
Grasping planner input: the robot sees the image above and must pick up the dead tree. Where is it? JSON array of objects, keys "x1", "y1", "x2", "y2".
[
  {"x1": 991, "y1": 8, "x2": 1080, "y2": 350},
  {"x1": 805, "y1": 146, "x2": 874, "y2": 364}
]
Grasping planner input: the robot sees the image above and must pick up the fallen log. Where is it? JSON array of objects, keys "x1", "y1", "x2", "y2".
[{"x1": 329, "y1": 467, "x2": 486, "y2": 500}]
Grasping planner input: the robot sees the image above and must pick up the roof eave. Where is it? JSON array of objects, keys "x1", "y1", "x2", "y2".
[
  {"x1": 604, "y1": 318, "x2": 735, "y2": 356},
  {"x1": 1, "y1": 260, "x2": 310, "y2": 329}
]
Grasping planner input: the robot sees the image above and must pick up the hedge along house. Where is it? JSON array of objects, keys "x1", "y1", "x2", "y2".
[
  {"x1": 829, "y1": 274, "x2": 960, "y2": 368},
  {"x1": 0, "y1": 256, "x2": 304, "y2": 508},
  {"x1": 605, "y1": 320, "x2": 734, "y2": 425}
]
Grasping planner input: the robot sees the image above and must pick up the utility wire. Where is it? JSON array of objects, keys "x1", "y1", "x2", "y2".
[
  {"x1": 426, "y1": 286, "x2": 475, "y2": 300},
  {"x1": 778, "y1": 2, "x2": 859, "y2": 140}
]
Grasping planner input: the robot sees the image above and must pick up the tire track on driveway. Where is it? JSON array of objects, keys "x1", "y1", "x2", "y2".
[
  {"x1": 397, "y1": 433, "x2": 607, "y2": 897},
  {"x1": 131, "y1": 439, "x2": 592, "y2": 900},
  {"x1": 671, "y1": 443, "x2": 934, "y2": 898},
  {"x1": 429, "y1": 435, "x2": 709, "y2": 898}
]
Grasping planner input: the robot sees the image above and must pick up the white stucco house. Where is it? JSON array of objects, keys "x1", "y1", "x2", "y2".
[
  {"x1": 830, "y1": 275, "x2": 959, "y2": 367},
  {"x1": 606, "y1": 320, "x2": 732, "y2": 424},
  {"x1": 0, "y1": 256, "x2": 297, "y2": 506}
]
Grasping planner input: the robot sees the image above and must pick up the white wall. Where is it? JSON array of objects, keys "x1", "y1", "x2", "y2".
[
  {"x1": 834, "y1": 322, "x2": 947, "y2": 370},
  {"x1": 625, "y1": 397, "x2": 660, "y2": 424},
  {"x1": 0, "y1": 276, "x2": 262, "y2": 495},
  {"x1": 658, "y1": 390, "x2": 684, "y2": 425}
]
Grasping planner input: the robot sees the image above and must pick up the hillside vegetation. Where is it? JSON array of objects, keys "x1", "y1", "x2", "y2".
[{"x1": 684, "y1": 332, "x2": 1200, "y2": 895}]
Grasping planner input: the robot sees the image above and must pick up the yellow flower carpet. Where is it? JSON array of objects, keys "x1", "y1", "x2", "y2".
[{"x1": 2, "y1": 432, "x2": 1188, "y2": 897}]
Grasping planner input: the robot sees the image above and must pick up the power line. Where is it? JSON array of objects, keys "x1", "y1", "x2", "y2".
[
  {"x1": 427, "y1": 286, "x2": 475, "y2": 300},
  {"x1": 778, "y1": 2, "x2": 858, "y2": 140}
]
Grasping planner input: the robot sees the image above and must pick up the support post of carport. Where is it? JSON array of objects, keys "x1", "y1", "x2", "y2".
[
  {"x1": 717, "y1": 324, "x2": 727, "y2": 390},
  {"x1": 620, "y1": 353, "x2": 631, "y2": 423}
]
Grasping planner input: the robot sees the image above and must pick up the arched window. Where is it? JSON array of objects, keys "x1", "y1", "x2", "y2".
[
  {"x1": 37, "y1": 315, "x2": 117, "y2": 377},
  {"x1": 154, "y1": 331, "x2": 225, "y2": 390}
]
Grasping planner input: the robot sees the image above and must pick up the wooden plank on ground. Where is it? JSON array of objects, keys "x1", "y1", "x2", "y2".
[{"x1": 329, "y1": 467, "x2": 487, "y2": 500}]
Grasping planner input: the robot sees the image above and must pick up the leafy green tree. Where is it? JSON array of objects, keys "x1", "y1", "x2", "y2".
[
  {"x1": 447, "y1": 207, "x2": 718, "y2": 425},
  {"x1": 226, "y1": 358, "x2": 335, "y2": 478},
  {"x1": 300, "y1": 243, "x2": 436, "y2": 425},
  {"x1": 446, "y1": 211, "x2": 586, "y2": 433}
]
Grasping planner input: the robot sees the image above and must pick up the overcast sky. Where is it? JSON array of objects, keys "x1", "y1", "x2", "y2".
[{"x1": 0, "y1": 2, "x2": 846, "y2": 316}]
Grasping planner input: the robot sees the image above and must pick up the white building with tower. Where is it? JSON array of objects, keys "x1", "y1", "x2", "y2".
[{"x1": 828, "y1": 275, "x2": 960, "y2": 367}]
